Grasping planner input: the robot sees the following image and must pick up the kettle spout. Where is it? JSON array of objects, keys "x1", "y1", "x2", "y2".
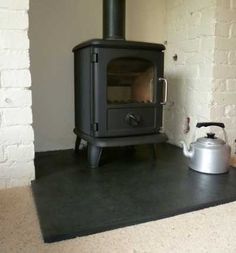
[{"x1": 180, "y1": 141, "x2": 194, "y2": 158}]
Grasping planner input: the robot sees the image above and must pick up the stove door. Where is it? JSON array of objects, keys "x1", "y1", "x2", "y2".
[{"x1": 92, "y1": 47, "x2": 164, "y2": 137}]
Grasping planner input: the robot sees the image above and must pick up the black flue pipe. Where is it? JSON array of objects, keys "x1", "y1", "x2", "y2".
[{"x1": 103, "y1": 0, "x2": 126, "y2": 40}]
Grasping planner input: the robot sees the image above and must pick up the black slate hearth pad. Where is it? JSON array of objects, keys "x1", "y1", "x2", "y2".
[{"x1": 32, "y1": 144, "x2": 236, "y2": 243}]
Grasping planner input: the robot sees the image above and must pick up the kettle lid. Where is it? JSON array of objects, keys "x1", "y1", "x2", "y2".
[{"x1": 197, "y1": 132, "x2": 225, "y2": 146}]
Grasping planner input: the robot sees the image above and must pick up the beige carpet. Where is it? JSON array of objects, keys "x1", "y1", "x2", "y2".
[{"x1": 1, "y1": 186, "x2": 236, "y2": 253}]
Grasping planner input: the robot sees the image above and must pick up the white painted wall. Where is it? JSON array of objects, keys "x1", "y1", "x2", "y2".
[
  {"x1": 127, "y1": 0, "x2": 166, "y2": 43},
  {"x1": 0, "y1": 0, "x2": 35, "y2": 189},
  {"x1": 29, "y1": 0, "x2": 166, "y2": 152},
  {"x1": 29, "y1": 0, "x2": 102, "y2": 152},
  {"x1": 211, "y1": 0, "x2": 236, "y2": 151},
  {"x1": 164, "y1": 0, "x2": 236, "y2": 153},
  {"x1": 164, "y1": 0, "x2": 216, "y2": 146}
]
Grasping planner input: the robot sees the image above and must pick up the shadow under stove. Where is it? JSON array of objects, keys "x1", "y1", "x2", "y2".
[{"x1": 32, "y1": 143, "x2": 236, "y2": 243}]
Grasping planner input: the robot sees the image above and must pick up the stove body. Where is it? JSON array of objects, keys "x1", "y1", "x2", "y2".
[{"x1": 73, "y1": 0, "x2": 168, "y2": 168}]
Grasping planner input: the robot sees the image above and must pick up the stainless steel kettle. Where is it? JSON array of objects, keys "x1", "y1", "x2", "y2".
[{"x1": 180, "y1": 122, "x2": 231, "y2": 174}]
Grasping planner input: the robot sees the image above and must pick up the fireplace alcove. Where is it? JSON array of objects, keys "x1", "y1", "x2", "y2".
[{"x1": 28, "y1": 0, "x2": 236, "y2": 246}]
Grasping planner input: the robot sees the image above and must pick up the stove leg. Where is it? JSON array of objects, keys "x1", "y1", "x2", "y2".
[
  {"x1": 150, "y1": 144, "x2": 157, "y2": 159},
  {"x1": 87, "y1": 144, "x2": 102, "y2": 169},
  {"x1": 75, "y1": 136, "x2": 81, "y2": 154}
]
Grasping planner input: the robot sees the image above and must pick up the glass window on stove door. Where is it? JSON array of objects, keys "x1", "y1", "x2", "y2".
[{"x1": 107, "y1": 57, "x2": 155, "y2": 105}]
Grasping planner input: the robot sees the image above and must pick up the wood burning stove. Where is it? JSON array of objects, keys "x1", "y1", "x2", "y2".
[{"x1": 73, "y1": 0, "x2": 168, "y2": 168}]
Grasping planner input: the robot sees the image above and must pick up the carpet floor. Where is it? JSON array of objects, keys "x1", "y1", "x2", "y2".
[{"x1": 1, "y1": 186, "x2": 236, "y2": 253}]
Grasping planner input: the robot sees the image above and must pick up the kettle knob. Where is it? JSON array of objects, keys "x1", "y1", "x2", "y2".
[{"x1": 206, "y1": 133, "x2": 216, "y2": 139}]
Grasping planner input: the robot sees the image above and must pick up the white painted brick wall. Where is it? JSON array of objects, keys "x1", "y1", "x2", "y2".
[
  {"x1": 1, "y1": 108, "x2": 32, "y2": 126},
  {"x1": 0, "y1": 10, "x2": 28, "y2": 30},
  {"x1": 0, "y1": 145, "x2": 5, "y2": 162},
  {"x1": 0, "y1": 1, "x2": 34, "y2": 189},
  {"x1": 165, "y1": 0, "x2": 236, "y2": 153},
  {"x1": 164, "y1": 0, "x2": 215, "y2": 146},
  {"x1": 0, "y1": 89, "x2": 32, "y2": 107},
  {"x1": 0, "y1": 50, "x2": 30, "y2": 70},
  {"x1": 212, "y1": 2, "x2": 236, "y2": 149},
  {"x1": 0, "y1": 125, "x2": 34, "y2": 146},
  {"x1": 0, "y1": 30, "x2": 29, "y2": 49},
  {"x1": 0, "y1": 0, "x2": 29, "y2": 10},
  {"x1": 6, "y1": 144, "x2": 34, "y2": 162},
  {"x1": 1, "y1": 69, "x2": 31, "y2": 87},
  {"x1": 226, "y1": 79, "x2": 236, "y2": 91},
  {"x1": 215, "y1": 23, "x2": 231, "y2": 37}
]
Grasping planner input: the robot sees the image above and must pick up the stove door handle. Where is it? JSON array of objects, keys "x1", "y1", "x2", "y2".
[
  {"x1": 159, "y1": 77, "x2": 168, "y2": 105},
  {"x1": 125, "y1": 113, "x2": 141, "y2": 127}
]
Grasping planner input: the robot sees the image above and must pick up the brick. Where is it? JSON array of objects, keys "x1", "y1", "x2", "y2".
[
  {"x1": 1, "y1": 108, "x2": 32, "y2": 126},
  {"x1": 200, "y1": 37, "x2": 215, "y2": 50},
  {"x1": 213, "y1": 65, "x2": 236, "y2": 78},
  {"x1": 216, "y1": 9, "x2": 236, "y2": 22},
  {"x1": 211, "y1": 105, "x2": 225, "y2": 119},
  {"x1": 0, "y1": 70, "x2": 31, "y2": 88},
  {"x1": 215, "y1": 37, "x2": 236, "y2": 50},
  {"x1": 0, "y1": 125, "x2": 34, "y2": 145},
  {"x1": 202, "y1": 50, "x2": 215, "y2": 62},
  {"x1": 0, "y1": 89, "x2": 32, "y2": 108},
  {"x1": 230, "y1": 23, "x2": 236, "y2": 37},
  {"x1": 189, "y1": 12, "x2": 201, "y2": 26},
  {"x1": 0, "y1": 10, "x2": 28, "y2": 30},
  {"x1": 215, "y1": 116, "x2": 236, "y2": 129},
  {"x1": 0, "y1": 50, "x2": 29, "y2": 70},
  {"x1": 217, "y1": 0, "x2": 231, "y2": 8},
  {"x1": 178, "y1": 39, "x2": 200, "y2": 53},
  {"x1": 188, "y1": 25, "x2": 199, "y2": 39},
  {"x1": 225, "y1": 104, "x2": 236, "y2": 117},
  {"x1": 185, "y1": 90, "x2": 211, "y2": 118},
  {"x1": 215, "y1": 23, "x2": 231, "y2": 37},
  {"x1": 199, "y1": 63, "x2": 214, "y2": 78},
  {"x1": 189, "y1": 78, "x2": 214, "y2": 92},
  {"x1": 201, "y1": 7, "x2": 216, "y2": 24},
  {"x1": 177, "y1": 64, "x2": 199, "y2": 78},
  {"x1": 199, "y1": 22, "x2": 215, "y2": 36},
  {"x1": 6, "y1": 144, "x2": 34, "y2": 162},
  {"x1": 0, "y1": 0, "x2": 29, "y2": 10},
  {"x1": 226, "y1": 79, "x2": 236, "y2": 91},
  {"x1": 186, "y1": 0, "x2": 216, "y2": 12},
  {"x1": 214, "y1": 51, "x2": 229, "y2": 64},
  {"x1": 0, "y1": 145, "x2": 5, "y2": 162},
  {"x1": 231, "y1": 0, "x2": 236, "y2": 9},
  {"x1": 212, "y1": 79, "x2": 227, "y2": 92},
  {"x1": 185, "y1": 54, "x2": 202, "y2": 66},
  {"x1": 213, "y1": 92, "x2": 236, "y2": 105},
  {"x1": 0, "y1": 30, "x2": 29, "y2": 49},
  {"x1": 229, "y1": 52, "x2": 236, "y2": 64}
]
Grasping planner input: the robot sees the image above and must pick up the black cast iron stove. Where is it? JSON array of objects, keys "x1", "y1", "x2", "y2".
[{"x1": 73, "y1": 0, "x2": 168, "y2": 168}]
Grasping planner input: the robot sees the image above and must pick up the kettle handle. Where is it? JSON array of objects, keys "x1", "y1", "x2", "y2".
[
  {"x1": 196, "y1": 122, "x2": 225, "y2": 128},
  {"x1": 195, "y1": 122, "x2": 228, "y2": 144}
]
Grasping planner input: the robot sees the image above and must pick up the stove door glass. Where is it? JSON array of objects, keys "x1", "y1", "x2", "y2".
[{"x1": 107, "y1": 57, "x2": 154, "y2": 104}]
